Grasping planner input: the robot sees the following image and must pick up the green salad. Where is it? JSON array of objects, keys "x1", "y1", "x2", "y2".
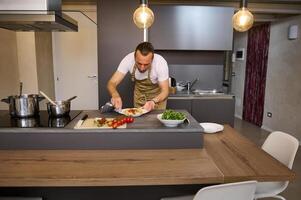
[{"x1": 162, "y1": 109, "x2": 186, "y2": 120}]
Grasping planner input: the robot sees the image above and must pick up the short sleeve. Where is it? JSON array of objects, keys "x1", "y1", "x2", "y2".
[
  {"x1": 156, "y1": 55, "x2": 169, "y2": 82},
  {"x1": 117, "y1": 52, "x2": 135, "y2": 74}
]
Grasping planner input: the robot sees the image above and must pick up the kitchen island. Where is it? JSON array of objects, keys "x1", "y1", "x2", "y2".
[
  {"x1": 0, "y1": 110, "x2": 203, "y2": 149},
  {"x1": 0, "y1": 125, "x2": 295, "y2": 200}
]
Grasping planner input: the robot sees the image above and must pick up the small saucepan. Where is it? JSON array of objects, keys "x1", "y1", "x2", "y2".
[{"x1": 47, "y1": 96, "x2": 77, "y2": 117}]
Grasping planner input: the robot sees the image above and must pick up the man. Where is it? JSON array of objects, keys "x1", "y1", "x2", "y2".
[{"x1": 107, "y1": 42, "x2": 169, "y2": 111}]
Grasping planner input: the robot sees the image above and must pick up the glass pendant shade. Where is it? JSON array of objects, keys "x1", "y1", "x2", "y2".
[
  {"x1": 133, "y1": 4, "x2": 154, "y2": 29},
  {"x1": 232, "y1": 7, "x2": 254, "y2": 32}
]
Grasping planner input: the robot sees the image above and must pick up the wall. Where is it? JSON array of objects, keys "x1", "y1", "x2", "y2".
[
  {"x1": 262, "y1": 15, "x2": 301, "y2": 140},
  {"x1": 0, "y1": 29, "x2": 20, "y2": 110},
  {"x1": 98, "y1": 0, "x2": 143, "y2": 108},
  {"x1": 231, "y1": 15, "x2": 301, "y2": 141},
  {"x1": 35, "y1": 32, "x2": 55, "y2": 109},
  {"x1": 231, "y1": 32, "x2": 248, "y2": 118},
  {"x1": 16, "y1": 32, "x2": 39, "y2": 94}
]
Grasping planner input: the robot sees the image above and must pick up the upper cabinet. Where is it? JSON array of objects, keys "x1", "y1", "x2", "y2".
[{"x1": 149, "y1": 6, "x2": 234, "y2": 51}]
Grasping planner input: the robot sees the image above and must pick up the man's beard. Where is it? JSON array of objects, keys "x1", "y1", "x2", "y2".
[{"x1": 137, "y1": 68, "x2": 147, "y2": 73}]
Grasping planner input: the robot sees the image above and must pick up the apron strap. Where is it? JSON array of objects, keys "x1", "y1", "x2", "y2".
[{"x1": 131, "y1": 64, "x2": 137, "y2": 82}]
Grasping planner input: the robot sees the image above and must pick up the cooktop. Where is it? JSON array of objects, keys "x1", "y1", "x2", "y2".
[{"x1": 0, "y1": 110, "x2": 82, "y2": 128}]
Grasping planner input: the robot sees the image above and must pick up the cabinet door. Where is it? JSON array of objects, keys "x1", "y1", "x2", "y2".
[
  {"x1": 167, "y1": 99, "x2": 192, "y2": 113},
  {"x1": 191, "y1": 98, "x2": 235, "y2": 126},
  {"x1": 150, "y1": 6, "x2": 234, "y2": 50}
]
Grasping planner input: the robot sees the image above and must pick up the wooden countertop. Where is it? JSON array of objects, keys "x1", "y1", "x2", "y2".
[{"x1": 0, "y1": 125, "x2": 296, "y2": 187}]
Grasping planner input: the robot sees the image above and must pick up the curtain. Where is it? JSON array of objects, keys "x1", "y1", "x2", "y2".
[{"x1": 243, "y1": 24, "x2": 270, "y2": 127}]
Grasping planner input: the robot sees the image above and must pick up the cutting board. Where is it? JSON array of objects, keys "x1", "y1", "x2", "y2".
[{"x1": 74, "y1": 118, "x2": 127, "y2": 129}]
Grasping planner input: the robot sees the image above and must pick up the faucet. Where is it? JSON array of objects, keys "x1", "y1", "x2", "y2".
[{"x1": 186, "y1": 78, "x2": 199, "y2": 92}]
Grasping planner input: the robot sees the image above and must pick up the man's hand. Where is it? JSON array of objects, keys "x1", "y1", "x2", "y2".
[
  {"x1": 111, "y1": 96, "x2": 122, "y2": 110},
  {"x1": 107, "y1": 71, "x2": 126, "y2": 110},
  {"x1": 143, "y1": 100, "x2": 156, "y2": 112}
]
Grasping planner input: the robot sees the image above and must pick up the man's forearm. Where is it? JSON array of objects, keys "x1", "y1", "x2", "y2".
[
  {"x1": 107, "y1": 82, "x2": 120, "y2": 98},
  {"x1": 153, "y1": 89, "x2": 169, "y2": 103}
]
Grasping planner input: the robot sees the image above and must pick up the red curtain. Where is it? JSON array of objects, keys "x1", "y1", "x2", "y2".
[{"x1": 243, "y1": 24, "x2": 270, "y2": 127}]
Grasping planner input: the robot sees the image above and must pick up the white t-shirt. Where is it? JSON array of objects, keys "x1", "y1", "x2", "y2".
[{"x1": 117, "y1": 52, "x2": 169, "y2": 84}]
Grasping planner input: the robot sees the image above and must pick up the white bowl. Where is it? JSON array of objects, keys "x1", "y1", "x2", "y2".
[{"x1": 157, "y1": 114, "x2": 185, "y2": 127}]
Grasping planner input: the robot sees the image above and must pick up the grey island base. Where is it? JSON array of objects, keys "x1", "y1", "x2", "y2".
[{"x1": 0, "y1": 110, "x2": 203, "y2": 150}]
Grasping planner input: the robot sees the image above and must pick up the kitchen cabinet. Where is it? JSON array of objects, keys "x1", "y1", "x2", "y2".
[
  {"x1": 191, "y1": 99, "x2": 235, "y2": 126},
  {"x1": 167, "y1": 99, "x2": 192, "y2": 113},
  {"x1": 167, "y1": 96, "x2": 235, "y2": 126},
  {"x1": 149, "y1": 5, "x2": 234, "y2": 50}
]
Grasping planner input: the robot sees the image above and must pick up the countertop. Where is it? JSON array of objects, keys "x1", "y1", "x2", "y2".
[
  {"x1": 0, "y1": 125, "x2": 295, "y2": 187},
  {"x1": 169, "y1": 91, "x2": 235, "y2": 99},
  {"x1": 0, "y1": 110, "x2": 204, "y2": 149},
  {"x1": 0, "y1": 110, "x2": 202, "y2": 133}
]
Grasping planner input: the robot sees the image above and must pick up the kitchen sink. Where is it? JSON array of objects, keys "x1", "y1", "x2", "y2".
[{"x1": 192, "y1": 89, "x2": 224, "y2": 95}]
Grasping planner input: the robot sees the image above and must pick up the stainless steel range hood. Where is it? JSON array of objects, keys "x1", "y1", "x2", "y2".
[{"x1": 0, "y1": 0, "x2": 78, "y2": 32}]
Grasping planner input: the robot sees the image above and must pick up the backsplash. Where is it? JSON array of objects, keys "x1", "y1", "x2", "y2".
[{"x1": 169, "y1": 65, "x2": 224, "y2": 90}]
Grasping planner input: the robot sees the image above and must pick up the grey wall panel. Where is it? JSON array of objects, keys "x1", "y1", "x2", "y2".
[
  {"x1": 169, "y1": 65, "x2": 224, "y2": 90},
  {"x1": 156, "y1": 50, "x2": 225, "y2": 65},
  {"x1": 98, "y1": 0, "x2": 142, "y2": 108},
  {"x1": 149, "y1": 5, "x2": 234, "y2": 50}
]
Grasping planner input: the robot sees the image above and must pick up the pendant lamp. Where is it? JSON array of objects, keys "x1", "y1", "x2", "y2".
[
  {"x1": 133, "y1": 0, "x2": 154, "y2": 29},
  {"x1": 232, "y1": 0, "x2": 254, "y2": 32}
]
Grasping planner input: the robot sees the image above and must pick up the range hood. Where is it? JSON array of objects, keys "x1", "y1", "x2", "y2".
[{"x1": 0, "y1": 0, "x2": 78, "y2": 32}]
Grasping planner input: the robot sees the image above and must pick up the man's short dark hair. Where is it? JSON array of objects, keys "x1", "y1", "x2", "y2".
[{"x1": 135, "y1": 42, "x2": 154, "y2": 57}]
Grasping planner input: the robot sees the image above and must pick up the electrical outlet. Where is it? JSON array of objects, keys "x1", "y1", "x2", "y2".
[{"x1": 267, "y1": 112, "x2": 272, "y2": 118}]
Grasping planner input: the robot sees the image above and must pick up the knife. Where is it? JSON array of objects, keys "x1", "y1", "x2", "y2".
[{"x1": 76, "y1": 114, "x2": 88, "y2": 128}]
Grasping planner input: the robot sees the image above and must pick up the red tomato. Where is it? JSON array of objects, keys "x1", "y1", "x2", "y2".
[
  {"x1": 121, "y1": 118, "x2": 127, "y2": 124},
  {"x1": 128, "y1": 117, "x2": 134, "y2": 123},
  {"x1": 112, "y1": 123, "x2": 118, "y2": 129},
  {"x1": 117, "y1": 121, "x2": 123, "y2": 126}
]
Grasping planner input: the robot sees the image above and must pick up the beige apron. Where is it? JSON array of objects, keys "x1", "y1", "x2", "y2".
[{"x1": 131, "y1": 64, "x2": 167, "y2": 110}]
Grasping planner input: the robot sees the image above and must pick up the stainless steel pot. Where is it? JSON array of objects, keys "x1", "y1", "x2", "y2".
[
  {"x1": 47, "y1": 101, "x2": 71, "y2": 117},
  {"x1": 1, "y1": 94, "x2": 45, "y2": 118},
  {"x1": 47, "y1": 96, "x2": 76, "y2": 117}
]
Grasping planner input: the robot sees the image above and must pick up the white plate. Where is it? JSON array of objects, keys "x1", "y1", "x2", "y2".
[
  {"x1": 116, "y1": 108, "x2": 149, "y2": 117},
  {"x1": 200, "y1": 122, "x2": 224, "y2": 133}
]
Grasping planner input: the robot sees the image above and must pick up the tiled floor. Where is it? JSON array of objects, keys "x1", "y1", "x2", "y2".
[{"x1": 234, "y1": 118, "x2": 300, "y2": 200}]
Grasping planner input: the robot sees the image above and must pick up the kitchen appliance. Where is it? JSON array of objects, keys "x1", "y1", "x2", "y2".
[
  {"x1": 100, "y1": 102, "x2": 115, "y2": 113},
  {"x1": 47, "y1": 96, "x2": 77, "y2": 117},
  {"x1": 0, "y1": 0, "x2": 78, "y2": 32},
  {"x1": 169, "y1": 77, "x2": 176, "y2": 87},
  {"x1": 1, "y1": 94, "x2": 45, "y2": 118},
  {"x1": 0, "y1": 110, "x2": 81, "y2": 128},
  {"x1": 48, "y1": 115, "x2": 72, "y2": 128}
]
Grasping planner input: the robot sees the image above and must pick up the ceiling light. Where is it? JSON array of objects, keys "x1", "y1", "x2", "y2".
[
  {"x1": 133, "y1": 0, "x2": 154, "y2": 29},
  {"x1": 232, "y1": 0, "x2": 254, "y2": 32}
]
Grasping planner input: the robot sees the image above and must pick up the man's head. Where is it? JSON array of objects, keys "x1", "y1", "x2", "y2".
[{"x1": 134, "y1": 42, "x2": 154, "y2": 73}]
